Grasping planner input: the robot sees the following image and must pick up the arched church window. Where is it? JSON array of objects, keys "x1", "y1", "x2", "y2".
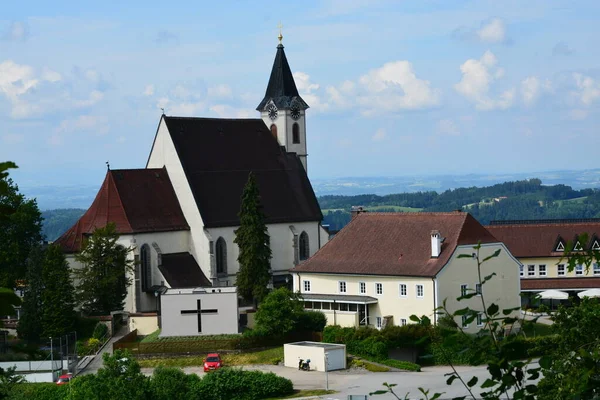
[
  {"x1": 299, "y1": 231, "x2": 309, "y2": 261},
  {"x1": 216, "y1": 237, "x2": 227, "y2": 275},
  {"x1": 140, "y1": 244, "x2": 152, "y2": 292},
  {"x1": 292, "y1": 123, "x2": 300, "y2": 144},
  {"x1": 270, "y1": 124, "x2": 278, "y2": 139}
]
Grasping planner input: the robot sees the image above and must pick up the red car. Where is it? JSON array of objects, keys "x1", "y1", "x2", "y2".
[
  {"x1": 56, "y1": 373, "x2": 73, "y2": 385},
  {"x1": 203, "y1": 353, "x2": 223, "y2": 372}
]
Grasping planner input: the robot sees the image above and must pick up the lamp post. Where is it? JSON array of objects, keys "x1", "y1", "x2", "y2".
[{"x1": 324, "y1": 351, "x2": 329, "y2": 391}]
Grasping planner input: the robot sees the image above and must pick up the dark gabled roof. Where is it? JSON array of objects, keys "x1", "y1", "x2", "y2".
[
  {"x1": 293, "y1": 212, "x2": 499, "y2": 277},
  {"x1": 256, "y1": 44, "x2": 308, "y2": 111},
  {"x1": 159, "y1": 252, "x2": 211, "y2": 288},
  {"x1": 161, "y1": 116, "x2": 322, "y2": 228},
  {"x1": 520, "y1": 277, "x2": 600, "y2": 291},
  {"x1": 486, "y1": 219, "x2": 600, "y2": 258},
  {"x1": 55, "y1": 168, "x2": 189, "y2": 253}
]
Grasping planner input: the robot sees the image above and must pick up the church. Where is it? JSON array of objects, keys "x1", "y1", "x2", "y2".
[{"x1": 55, "y1": 37, "x2": 328, "y2": 314}]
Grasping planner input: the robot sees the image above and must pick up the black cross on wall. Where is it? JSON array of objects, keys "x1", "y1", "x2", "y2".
[{"x1": 181, "y1": 299, "x2": 218, "y2": 333}]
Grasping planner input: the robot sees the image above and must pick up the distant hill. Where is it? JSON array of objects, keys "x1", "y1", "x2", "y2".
[
  {"x1": 41, "y1": 209, "x2": 85, "y2": 241},
  {"x1": 39, "y1": 178, "x2": 600, "y2": 241},
  {"x1": 321, "y1": 179, "x2": 600, "y2": 232}
]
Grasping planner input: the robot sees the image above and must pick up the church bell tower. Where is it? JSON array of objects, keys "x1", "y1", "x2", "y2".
[{"x1": 256, "y1": 30, "x2": 309, "y2": 171}]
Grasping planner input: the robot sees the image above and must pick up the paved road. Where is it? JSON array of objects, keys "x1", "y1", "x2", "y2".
[{"x1": 141, "y1": 362, "x2": 541, "y2": 399}]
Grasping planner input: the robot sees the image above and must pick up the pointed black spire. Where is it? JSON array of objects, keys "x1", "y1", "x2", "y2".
[{"x1": 256, "y1": 44, "x2": 309, "y2": 111}]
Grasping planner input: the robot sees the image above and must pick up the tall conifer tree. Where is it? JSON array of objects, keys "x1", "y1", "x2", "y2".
[
  {"x1": 74, "y1": 223, "x2": 134, "y2": 315},
  {"x1": 41, "y1": 244, "x2": 76, "y2": 338},
  {"x1": 234, "y1": 172, "x2": 272, "y2": 303},
  {"x1": 17, "y1": 245, "x2": 45, "y2": 341}
]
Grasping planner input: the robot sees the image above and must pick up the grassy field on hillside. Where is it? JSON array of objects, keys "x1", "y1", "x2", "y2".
[
  {"x1": 323, "y1": 205, "x2": 422, "y2": 213},
  {"x1": 138, "y1": 346, "x2": 284, "y2": 368}
]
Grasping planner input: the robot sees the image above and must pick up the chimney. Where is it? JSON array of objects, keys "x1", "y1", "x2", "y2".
[
  {"x1": 351, "y1": 205, "x2": 367, "y2": 219},
  {"x1": 431, "y1": 230, "x2": 441, "y2": 258}
]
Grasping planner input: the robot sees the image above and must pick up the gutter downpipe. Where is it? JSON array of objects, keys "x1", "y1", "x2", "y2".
[{"x1": 432, "y1": 277, "x2": 437, "y2": 326}]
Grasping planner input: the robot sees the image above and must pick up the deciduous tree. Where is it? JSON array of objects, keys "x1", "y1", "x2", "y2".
[
  {"x1": 74, "y1": 223, "x2": 134, "y2": 315},
  {"x1": 234, "y1": 172, "x2": 272, "y2": 303},
  {"x1": 0, "y1": 164, "x2": 43, "y2": 288}
]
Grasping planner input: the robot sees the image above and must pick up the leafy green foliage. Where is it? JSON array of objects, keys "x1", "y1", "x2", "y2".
[
  {"x1": 234, "y1": 172, "x2": 273, "y2": 303},
  {"x1": 74, "y1": 223, "x2": 134, "y2": 315},
  {"x1": 150, "y1": 366, "x2": 198, "y2": 400},
  {"x1": 253, "y1": 288, "x2": 326, "y2": 337},
  {"x1": 0, "y1": 366, "x2": 24, "y2": 399},
  {"x1": 191, "y1": 368, "x2": 293, "y2": 400},
  {"x1": 0, "y1": 288, "x2": 20, "y2": 316},
  {"x1": 8, "y1": 382, "x2": 68, "y2": 400},
  {"x1": 0, "y1": 175, "x2": 43, "y2": 289},
  {"x1": 41, "y1": 244, "x2": 76, "y2": 338},
  {"x1": 92, "y1": 322, "x2": 109, "y2": 340}
]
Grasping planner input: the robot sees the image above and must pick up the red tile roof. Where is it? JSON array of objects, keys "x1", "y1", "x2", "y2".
[
  {"x1": 292, "y1": 212, "x2": 498, "y2": 277},
  {"x1": 55, "y1": 168, "x2": 189, "y2": 253},
  {"x1": 520, "y1": 277, "x2": 600, "y2": 290},
  {"x1": 486, "y1": 220, "x2": 600, "y2": 258}
]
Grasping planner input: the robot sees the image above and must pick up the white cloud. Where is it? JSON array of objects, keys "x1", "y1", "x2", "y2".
[
  {"x1": 568, "y1": 109, "x2": 588, "y2": 120},
  {"x1": 0, "y1": 60, "x2": 38, "y2": 100},
  {"x1": 2, "y1": 21, "x2": 28, "y2": 41},
  {"x1": 294, "y1": 71, "x2": 329, "y2": 112},
  {"x1": 553, "y1": 42, "x2": 574, "y2": 56},
  {"x1": 75, "y1": 90, "x2": 104, "y2": 108},
  {"x1": 57, "y1": 115, "x2": 109, "y2": 135},
  {"x1": 143, "y1": 84, "x2": 155, "y2": 96},
  {"x1": 437, "y1": 119, "x2": 460, "y2": 136},
  {"x1": 477, "y1": 18, "x2": 506, "y2": 43},
  {"x1": 454, "y1": 51, "x2": 515, "y2": 110},
  {"x1": 372, "y1": 128, "x2": 386, "y2": 142},
  {"x1": 42, "y1": 69, "x2": 62, "y2": 83},
  {"x1": 521, "y1": 76, "x2": 540, "y2": 106},
  {"x1": 207, "y1": 84, "x2": 232, "y2": 98},
  {"x1": 572, "y1": 73, "x2": 600, "y2": 106},
  {"x1": 356, "y1": 61, "x2": 441, "y2": 113}
]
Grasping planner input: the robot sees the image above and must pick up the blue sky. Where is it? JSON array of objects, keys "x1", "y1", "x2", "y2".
[{"x1": 1, "y1": 0, "x2": 599, "y2": 190}]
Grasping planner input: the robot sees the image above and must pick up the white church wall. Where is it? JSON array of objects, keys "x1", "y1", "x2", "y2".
[
  {"x1": 160, "y1": 287, "x2": 238, "y2": 337},
  {"x1": 146, "y1": 118, "x2": 212, "y2": 284},
  {"x1": 126, "y1": 230, "x2": 192, "y2": 313},
  {"x1": 207, "y1": 221, "x2": 325, "y2": 285}
]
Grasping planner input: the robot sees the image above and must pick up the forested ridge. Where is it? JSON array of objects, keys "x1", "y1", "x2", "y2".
[
  {"x1": 39, "y1": 179, "x2": 600, "y2": 240},
  {"x1": 321, "y1": 178, "x2": 600, "y2": 231}
]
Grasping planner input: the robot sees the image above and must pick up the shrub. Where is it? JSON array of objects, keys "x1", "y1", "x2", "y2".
[
  {"x1": 350, "y1": 359, "x2": 390, "y2": 372},
  {"x1": 9, "y1": 383, "x2": 68, "y2": 400},
  {"x1": 379, "y1": 358, "x2": 421, "y2": 371},
  {"x1": 75, "y1": 316, "x2": 99, "y2": 338},
  {"x1": 296, "y1": 310, "x2": 327, "y2": 332},
  {"x1": 150, "y1": 366, "x2": 193, "y2": 400},
  {"x1": 87, "y1": 338, "x2": 101, "y2": 353},
  {"x1": 92, "y1": 322, "x2": 109, "y2": 340},
  {"x1": 190, "y1": 368, "x2": 293, "y2": 400}
]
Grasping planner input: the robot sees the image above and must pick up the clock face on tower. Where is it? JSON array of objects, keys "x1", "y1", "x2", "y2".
[
  {"x1": 267, "y1": 104, "x2": 278, "y2": 121},
  {"x1": 290, "y1": 105, "x2": 300, "y2": 120}
]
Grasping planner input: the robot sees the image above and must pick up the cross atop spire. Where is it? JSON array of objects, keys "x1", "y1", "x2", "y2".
[{"x1": 277, "y1": 22, "x2": 283, "y2": 44}]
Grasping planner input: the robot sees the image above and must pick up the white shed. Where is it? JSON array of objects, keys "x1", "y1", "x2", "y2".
[{"x1": 284, "y1": 341, "x2": 346, "y2": 371}]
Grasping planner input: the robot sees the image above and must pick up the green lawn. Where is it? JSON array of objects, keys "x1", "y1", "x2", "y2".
[{"x1": 138, "y1": 346, "x2": 284, "y2": 368}]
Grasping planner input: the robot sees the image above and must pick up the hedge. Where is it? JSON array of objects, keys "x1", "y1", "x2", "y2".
[
  {"x1": 11, "y1": 368, "x2": 293, "y2": 400},
  {"x1": 378, "y1": 358, "x2": 421, "y2": 371},
  {"x1": 10, "y1": 383, "x2": 68, "y2": 400}
]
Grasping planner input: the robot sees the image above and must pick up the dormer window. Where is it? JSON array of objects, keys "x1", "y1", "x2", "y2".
[
  {"x1": 574, "y1": 241, "x2": 583, "y2": 251},
  {"x1": 555, "y1": 241, "x2": 565, "y2": 252},
  {"x1": 592, "y1": 240, "x2": 600, "y2": 251}
]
